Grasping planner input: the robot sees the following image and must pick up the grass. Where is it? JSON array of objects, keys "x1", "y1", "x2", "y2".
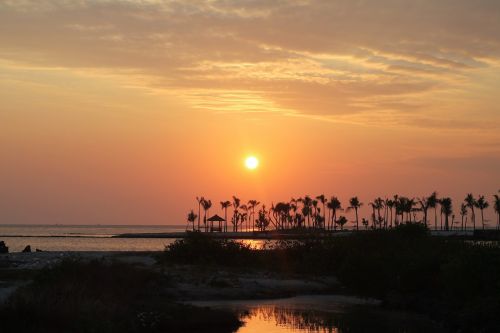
[
  {"x1": 0, "y1": 259, "x2": 241, "y2": 333},
  {"x1": 162, "y1": 224, "x2": 500, "y2": 332}
]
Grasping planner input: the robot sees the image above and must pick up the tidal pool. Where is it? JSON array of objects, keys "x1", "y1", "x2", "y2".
[{"x1": 190, "y1": 295, "x2": 442, "y2": 333}]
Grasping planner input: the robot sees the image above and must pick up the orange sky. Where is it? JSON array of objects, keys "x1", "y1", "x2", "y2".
[{"x1": 0, "y1": 0, "x2": 499, "y2": 225}]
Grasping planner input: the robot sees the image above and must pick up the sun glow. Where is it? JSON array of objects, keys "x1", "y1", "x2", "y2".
[{"x1": 245, "y1": 156, "x2": 259, "y2": 170}]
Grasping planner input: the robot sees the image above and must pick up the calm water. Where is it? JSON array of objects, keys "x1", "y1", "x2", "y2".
[
  {"x1": 192, "y1": 296, "x2": 441, "y2": 333},
  {"x1": 0, "y1": 225, "x2": 184, "y2": 252},
  {"x1": 0, "y1": 225, "x2": 269, "y2": 252}
]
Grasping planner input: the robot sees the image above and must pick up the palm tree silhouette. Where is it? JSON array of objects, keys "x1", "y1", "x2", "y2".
[
  {"x1": 300, "y1": 196, "x2": 313, "y2": 228},
  {"x1": 493, "y1": 191, "x2": 500, "y2": 230},
  {"x1": 247, "y1": 200, "x2": 260, "y2": 232},
  {"x1": 393, "y1": 195, "x2": 400, "y2": 225},
  {"x1": 386, "y1": 199, "x2": 395, "y2": 227},
  {"x1": 464, "y1": 194, "x2": 477, "y2": 231},
  {"x1": 370, "y1": 198, "x2": 384, "y2": 228},
  {"x1": 316, "y1": 195, "x2": 327, "y2": 229},
  {"x1": 290, "y1": 198, "x2": 299, "y2": 228},
  {"x1": 475, "y1": 195, "x2": 489, "y2": 230},
  {"x1": 312, "y1": 199, "x2": 319, "y2": 228},
  {"x1": 336, "y1": 216, "x2": 348, "y2": 230},
  {"x1": 361, "y1": 218, "x2": 369, "y2": 230},
  {"x1": 220, "y1": 201, "x2": 232, "y2": 232},
  {"x1": 232, "y1": 196, "x2": 241, "y2": 232},
  {"x1": 255, "y1": 205, "x2": 270, "y2": 231},
  {"x1": 347, "y1": 197, "x2": 363, "y2": 230},
  {"x1": 196, "y1": 196, "x2": 205, "y2": 231},
  {"x1": 327, "y1": 197, "x2": 342, "y2": 230},
  {"x1": 428, "y1": 192, "x2": 438, "y2": 230},
  {"x1": 418, "y1": 196, "x2": 431, "y2": 227},
  {"x1": 201, "y1": 199, "x2": 212, "y2": 232},
  {"x1": 460, "y1": 203, "x2": 468, "y2": 231},
  {"x1": 187, "y1": 210, "x2": 198, "y2": 231},
  {"x1": 369, "y1": 201, "x2": 377, "y2": 229},
  {"x1": 240, "y1": 204, "x2": 249, "y2": 231},
  {"x1": 440, "y1": 197, "x2": 453, "y2": 231}
]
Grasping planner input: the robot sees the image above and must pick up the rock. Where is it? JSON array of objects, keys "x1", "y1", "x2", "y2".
[
  {"x1": 36, "y1": 248, "x2": 43, "y2": 252},
  {"x1": 0, "y1": 241, "x2": 8, "y2": 254},
  {"x1": 22, "y1": 245, "x2": 32, "y2": 253}
]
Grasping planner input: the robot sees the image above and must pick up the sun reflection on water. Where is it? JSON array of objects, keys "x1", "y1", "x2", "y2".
[{"x1": 236, "y1": 306, "x2": 339, "y2": 333}]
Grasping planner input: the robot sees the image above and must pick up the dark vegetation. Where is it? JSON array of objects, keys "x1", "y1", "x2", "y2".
[
  {"x1": 0, "y1": 260, "x2": 240, "y2": 333},
  {"x1": 163, "y1": 225, "x2": 500, "y2": 332}
]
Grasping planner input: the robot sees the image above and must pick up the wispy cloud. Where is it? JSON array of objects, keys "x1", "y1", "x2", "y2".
[{"x1": 1, "y1": 0, "x2": 499, "y2": 129}]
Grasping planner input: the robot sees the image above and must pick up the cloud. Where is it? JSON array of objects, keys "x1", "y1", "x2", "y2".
[
  {"x1": 1, "y1": 0, "x2": 500, "y2": 128},
  {"x1": 410, "y1": 154, "x2": 500, "y2": 174}
]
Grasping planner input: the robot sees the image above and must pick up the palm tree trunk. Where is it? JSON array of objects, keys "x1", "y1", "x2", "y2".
[
  {"x1": 481, "y1": 209, "x2": 485, "y2": 230},
  {"x1": 440, "y1": 209, "x2": 443, "y2": 230},
  {"x1": 434, "y1": 208, "x2": 437, "y2": 231},
  {"x1": 472, "y1": 208, "x2": 476, "y2": 231},
  {"x1": 355, "y1": 208, "x2": 359, "y2": 231},
  {"x1": 224, "y1": 208, "x2": 228, "y2": 233},
  {"x1": 198, "y1": 203, "x2": 201, "y2": 231}
]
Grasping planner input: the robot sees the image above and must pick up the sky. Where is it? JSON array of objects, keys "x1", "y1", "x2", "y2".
[{"x1": 0, "y1": 0, "x2": 499, "y2": 225}]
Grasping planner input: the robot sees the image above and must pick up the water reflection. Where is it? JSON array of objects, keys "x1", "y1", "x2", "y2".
[
  {"x1": 194, "y1": 296, "x2": 441, "y2": 333},
  {"x1": 237, "y1": 306, "x2": 339, "y2": 332},
  {"x1": 234, "y1": 305, "x2": 442, "y2": 333}
]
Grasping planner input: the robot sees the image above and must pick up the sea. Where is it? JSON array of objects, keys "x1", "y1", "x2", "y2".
[{"x1": 0, "y1": 225, "x2": 184, "y2": 252}]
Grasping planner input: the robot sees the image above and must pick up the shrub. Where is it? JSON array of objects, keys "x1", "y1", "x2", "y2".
[{"x1": 0, "y1": 259, "x2": 240, "y2": 333}]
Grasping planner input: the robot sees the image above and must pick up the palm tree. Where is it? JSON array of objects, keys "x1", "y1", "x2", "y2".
[
  {"x1": 460, "y1": 203, "x2": 467, "y2": 231},
  {"x1": 196, "y1": 196, "x2": 204, "y2": 231},
  {"x1": 327, "y1": 196, "x2": 342, "y2": 230},
  {"x1": 336, "y1": 216, "x2": 348, "y2": 230},
  {"x1": 369, "y1": 202, "x2": 377, "y2": 229},
  {"x1": 290, "y1": 198, "x2": 299, "y2": 228},
  {"x1": 386, "y1": 199, "x2": 395, "y2": 227},
  {"x1": 232, "y1": 196, "x2": 241, "y2": 232},
  {"x1": 464, "y1": 194, "x2": 477, "y2": 231},
  {"x1": 475, "y1": 195, "x2": 489, "y2": 230},
  {"x1": 361, "y1": 218, "x2": 369, "y2": 230},
  {"x1": 376, "y1": 197, "x2": 385, "y2": 227},
  {"x1": 255, "y1": 205, "x2": 270, "y2": 231},
  {"x1": 347, "y1": 197, "x2": 363, "y2": 230},
  {"x1": 301, "y1": 196, "x2": 314, "y2": 228},
  {"x1": 240, "y1": 204, "x2": 249, "y2": 231},
  {"x1": 370, "y1": 198, "x2": 384, "y2": 228},
  {"x1": 428, "y1": 192, "x2": 438, "y2": 230},
  {"x1": 418, "y1": 196, "x2": 431, "y2": 227},
  {"x1": 187, "y1": 210, "x2": 197, "y2": 231},
  {"x1": 312, "y1": 199, "x2": 319, "y2": 228},
  {"x1": 493, "y1": 192, "x2": 500, "y2": 230},
  {"x1": 239, "y1": 209, "x2": 248, "y2": 231},
  {"x1": 440, "y1": 197, "x2": 453, "y2": 231},
  {"x1": 247, "y1": 200, "x2": 260, "y2": 232},
  {"x1": 220, "y1": 201, "x2": 232, "y2": 232},
  {"x1": 201, "y1": 199, "x2": 212, "y2": 232},
  {"x1": 316, "y1": 195, "x2": 327, "y2": 229}
]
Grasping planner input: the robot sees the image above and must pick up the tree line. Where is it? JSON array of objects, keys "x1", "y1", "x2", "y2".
[{"x1": 186, "y1": 191, "x2": 500, "y2": 232}]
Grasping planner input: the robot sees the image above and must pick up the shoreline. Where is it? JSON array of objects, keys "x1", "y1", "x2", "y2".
[{"x1": 114, "y1": 230, "x2": 476, "y2": 239}]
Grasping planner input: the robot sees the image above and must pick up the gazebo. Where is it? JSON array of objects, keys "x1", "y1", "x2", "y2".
[{"x1": 207, "y1": 214, "x2": 225, "y2": 232}]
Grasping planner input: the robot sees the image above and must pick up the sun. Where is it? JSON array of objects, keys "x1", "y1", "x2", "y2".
[{"x1": 245, "y1": 156, "x2": 259, "y2": 170}]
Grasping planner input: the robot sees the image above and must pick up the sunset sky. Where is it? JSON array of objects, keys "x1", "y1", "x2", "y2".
[{"x1": 1, "y1": 0, "x2": 499, "y2": 225}]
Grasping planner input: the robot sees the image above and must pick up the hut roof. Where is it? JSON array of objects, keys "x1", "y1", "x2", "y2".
[{"x1": 207, "y1": 214, "x2": 225, "y2": 222}]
